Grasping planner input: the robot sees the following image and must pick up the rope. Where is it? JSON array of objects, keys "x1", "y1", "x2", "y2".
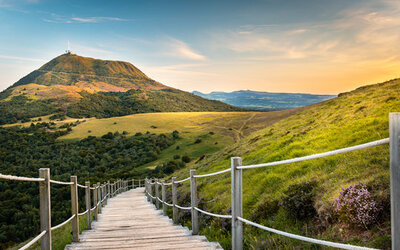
[
  {"x1": 238, "y1": 138, "x2": 390, "y2": 170},
  {"x1": 77, "y1": 184, "x2": 88, "y2": 189},
  {"x1": 90, "y1": 205, "x2": 97, "y2": 211},
  {"x1": 175, "y1": 204, "x2": 191, "y2": 210},
  {"x1": 51, "y1": 215, "x2": 75, "y2": 231},
  {"x1": 156, "y1": 197, "x2": 163, "y2": 202},
  {"x1": 19, "y1": 230, "x2": 47, "y2": 250},
  {"x1": 194, "y1": 168, "x2": 230, "y2": 178},
  {"x1": 237, "y1": 217, "x2": 376, "y2": 250},
  {"x1": 78, "y1": 209, "x2": 89, "y2": 216},
  {"x1": 194, "y1": 207, "x2": 232, "y2": 219},
  {"x1": 165, "y1": 201, "x2": 173, "y2": 207},
  {"x1": 164, "y1": 182, "x2": 173, "y2": 186},
  {"x1": 175, "y1": 177, "x2": 190, "y2": 184},
  {"x1": 50, "y1": 180, "x2": 73, "y2": 185},
  {"x1": 0, "y1": 174, "x2": 44, "y2": 182}
]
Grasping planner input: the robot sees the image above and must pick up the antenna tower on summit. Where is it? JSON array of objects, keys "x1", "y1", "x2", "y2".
[{"x1": 65, "y1": 41, "x2": 72, "y2": 54}]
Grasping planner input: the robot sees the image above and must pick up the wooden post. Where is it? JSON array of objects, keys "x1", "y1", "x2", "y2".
[
  {"x1": 139, "y1": 179, "x2": 141, "y2": 188},
  {"x1": 172, "y1": 177, "x2": 178, "y2": 224},
  {"x1": 149, "y1": 180, "x2": 154, "y2": 204},
  {"x1": 107, "y1": 181, "x2": 110, "y2": 200},
  {"x1": 231, "y1": 157, "x2": 243, "y2": 250},
  {"x1": 162, "y1": 180, "x2": 167, "y2": 216},
  {"x1": 97, "y1": 182, "x2": 102, "y2": 214},
  {"x1": 145, "y1": 178, "x2": 149, "y2": 201},
  {"x1": 93, "y1": 184, "x2": 98, "y2": 221},
  {"x1": 190, "y1": 170, "x2": 199, "y2": 235},
  {"x1": 132, "y1": 179, "x2": 135, "y2": 189},
  {"x1": 103, "y1": 182, "x2": 107, "y2": 206},
  {"x1": 39, "y1": 168, "x2": 51, "y2": 250},
  {"x1": 155, "y1": 179, "x2": 160, "y2": 209},
  {"x1": 70, "y1": 176, "x2": 79, "y2": 242},
  {"x1": 390, "y1": 113, "x2": 400, "y2": 249},
  {"x1": 85, "y1": 181, "x2": 91, "y2": 230}
]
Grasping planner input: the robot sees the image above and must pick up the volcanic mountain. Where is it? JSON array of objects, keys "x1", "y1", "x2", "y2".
[{"x1": 0, "y1": 53, "x2": 241, "y2": 124}]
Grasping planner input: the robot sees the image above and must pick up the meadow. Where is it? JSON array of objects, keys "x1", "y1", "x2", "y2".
[{"x1": 163, "y1": 79, "x2": 400, "y2": 249}]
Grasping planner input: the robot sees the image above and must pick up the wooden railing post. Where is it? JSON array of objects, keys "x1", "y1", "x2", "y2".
[
  {"x1": 103, "y1": 182, "x2": 107, "y2": 206},
  {"x1": 39, "y1": 168, "x2": 51, "y2": 250},
  {"x1": 390, "y1": 113, "x2": 400, "y2": 249},
  {"x1": 132, "y1": 179, "x2": 135, "y2": 189},
  {"x1": 149, "y1": 180, "x2": 154, "y2": 204},
  {"x1": 85, "y1": 181, "x2": 91, "y2": 230},
  {"x1": 162, "y1": 180, "x2": 167, "y2": 216},
  {"x1": 97, "y1": 182, "x2": 102, "y2": 214},
  {"x1": 139, "y1": 179, "x2": 141, "y2": 188},
  {"x1": 172, "y1": 177, "x2": 178, "y2": 224},
  {"x1": 155, "y1": 179, "x2": 160, "y2": 209},
  {"x1": 231, "y1": 157, "x2": 243, "y2": 250},
  {"x1": 107, "y1": 181, "x2": 110, "y2": 201},
  {"x1": 93, "y1": 184, "x2": 98, "y2": 221},
  {"x1": 190, "y1": 170, "x2": 199, "y2": 235},
  {"x1": 145, "y1": 178, "x2": 149, "y2": 201},
  {"x1": 70, "y1": 176, "x2": 79, "y2": 242}
]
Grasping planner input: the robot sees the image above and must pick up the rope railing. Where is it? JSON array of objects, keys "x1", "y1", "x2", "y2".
[
  {"x1": 49, "y1": 179, "x2": 73, "y2": 185},
  {"x1": 238, "y1": 138, "x2": 390, "y2": 170},
  {"x1": 19, "y1": 230, "x2": 47, "y2": 250},
  {"x1": 51, "y1": 215, "x2": 76, "y2": 231},
  {"x1": 195, "y1": 207, "x2": 232, "y2": 219},
  {"x1": 237, "y1": 217, "x2": 376, "y2": 250},
  {"x1": 175, "y1": 204, "x2": 191, "y2": 210},
  {"x1": 78, "y1": 209, "x2": 89, "y2": 216},
  {"x1": 175, "y1": 177, "x2": 190, "y2": 184},
  {"x1": 193, "y1": 168, "x2": 230, "y2": 178},
  {"x1": 77, "y1": 184, "x2": 88, "y2": 189},
  {"x1": 0, "y1": 173, "x2": 44, "y2": 182}
]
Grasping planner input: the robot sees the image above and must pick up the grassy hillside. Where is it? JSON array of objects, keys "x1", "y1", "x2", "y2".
[
  {"x1": 166, "y1": 78, "x2": 400, "y2": 249},
  {"x1": 59, "y1": 110, "x2": 307, "y2": 174}
]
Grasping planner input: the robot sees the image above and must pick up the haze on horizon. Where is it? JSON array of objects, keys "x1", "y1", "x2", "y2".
[{"x1": 0, "y1": 0, "x2": 399, "y2": 95}]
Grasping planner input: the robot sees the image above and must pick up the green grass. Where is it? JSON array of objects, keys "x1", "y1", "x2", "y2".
[
  {"x1": 164, "y1": 78, "x2": 400, "y2": 249},
  {"x1": 57, "y1": 111, "x2": 306, "y2": 173},
  {"x1": 9, "y1": 212, "x2": 92, "y2": 250}
]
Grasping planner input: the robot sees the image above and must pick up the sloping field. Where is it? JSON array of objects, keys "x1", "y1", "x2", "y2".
[{"x1": 168, "y1": 79, "x2": 400, "y2": 249}]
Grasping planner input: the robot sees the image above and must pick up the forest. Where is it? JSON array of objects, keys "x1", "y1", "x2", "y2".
[{"x1": 0, "y1": 123, "x2": 179, "y2": 249}]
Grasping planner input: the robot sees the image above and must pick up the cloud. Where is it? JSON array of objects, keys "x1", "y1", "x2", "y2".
[
  {"x1": 0, "y1": 55, "x2": 46, "y2": 62},
  {"x1": 43, "y1": 14, "x2": 131, "y2": 24},
  {"x1": 164, "y1": 38, "x2": 206, "y2": 61}
]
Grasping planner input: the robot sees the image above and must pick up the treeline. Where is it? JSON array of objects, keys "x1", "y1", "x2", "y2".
[
  {"x1": 66, "y1": 89, "x2": 242, "y2": 118},
  {"x1": 0, "y1": 95, "x2": 59, "y2": 125},
  {"x1": 0, "y1": 124, "x2": 176, "y2": 248}
]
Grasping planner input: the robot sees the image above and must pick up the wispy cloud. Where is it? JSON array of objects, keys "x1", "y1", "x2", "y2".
[
  {"x1": 43, "y1": 14, "x2": 131, "y2": 24},
  {"x1": 0, "y1": 55, "x2": 46, "y2": 62},
  {"x1": 163, "y1": 37, "x2": 206, "y2": 61}
]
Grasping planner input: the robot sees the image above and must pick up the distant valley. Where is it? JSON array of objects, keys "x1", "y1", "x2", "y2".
[{"x1": 192, "y1": 90, "x2": 336, "y2": 110}]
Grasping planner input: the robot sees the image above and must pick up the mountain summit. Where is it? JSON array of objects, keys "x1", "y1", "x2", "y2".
[
  {"x1": 10, "y1": 53, "x2": 169, "y2": 101},
  {"x1": 0, "y1": 53, "x2": 241, "y2": 124}
]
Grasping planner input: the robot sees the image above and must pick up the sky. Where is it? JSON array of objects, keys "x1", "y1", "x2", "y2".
[{"x1": 0, "y1": 0, "x2": 399, "y2": 94}]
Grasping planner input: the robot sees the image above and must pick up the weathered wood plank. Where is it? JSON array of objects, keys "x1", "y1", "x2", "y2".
[{"x1": 65, "y1": 188, "x2": 222, "y2": 249}]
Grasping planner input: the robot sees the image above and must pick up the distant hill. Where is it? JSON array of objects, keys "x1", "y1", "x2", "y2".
[
  {"x1": 0, "y1": 53, "x2": 241, "y2": 124},
  {"x1": 192, "y1": 90, "x2": 336, "y2": 110}
]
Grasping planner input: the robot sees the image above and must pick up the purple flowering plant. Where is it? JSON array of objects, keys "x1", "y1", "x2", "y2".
[{"x1": 334, "y1": 183, "x2": 380, "y2": 229}]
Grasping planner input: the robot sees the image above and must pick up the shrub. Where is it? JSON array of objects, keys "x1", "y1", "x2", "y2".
[
  {"x1": 182, "y1": 155, "x2": 191, "y2": 163},
  {"x1": 281, "y1": 180, "x2": 317, "y2": 221},
  {"x1": 195, "y1": 138, "x2": 202, "y2": 144},
  {"x1": 335, "y1": 183, "x2": 380, "y2": 229},
  {"x1": 176, "y1": 145, "x2": 180, "y2": 150},
  {"x1": 173, "y1": 155, "x2": 180, "y2": 159}
]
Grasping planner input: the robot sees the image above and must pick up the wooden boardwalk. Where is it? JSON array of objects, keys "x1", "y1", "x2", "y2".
[{"x1": 66, "y1": 188, "x2": 222, "y2": 250}]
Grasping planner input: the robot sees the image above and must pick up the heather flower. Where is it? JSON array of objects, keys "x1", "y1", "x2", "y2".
[{"x1": 334, "y1": 184, "x2": 380, "y2": 229}]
